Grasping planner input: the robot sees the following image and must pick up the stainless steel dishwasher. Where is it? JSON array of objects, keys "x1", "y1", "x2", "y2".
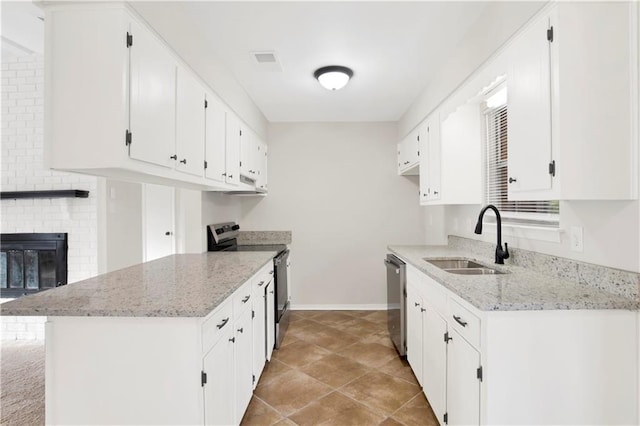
[{"x1": 385, "y1": 254, "x2": 406, "y2": 357}]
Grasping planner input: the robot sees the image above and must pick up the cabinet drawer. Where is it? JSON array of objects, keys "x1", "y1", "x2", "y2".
[
  {"x1": 233, "y1": 282, "x2": 253, "y2": 319},
  {"x1": 202, "y1": 300, "x2": 233, "y2": 353},
  {"x1": 421, "y1": 274, "x2": 448, "y2": 316},
  {"x1": 449, "y1": 298, "x2": 481, "y2": 349},
  {"x1": 253, "y1": 266, "x2": 273, "y2": 294}
]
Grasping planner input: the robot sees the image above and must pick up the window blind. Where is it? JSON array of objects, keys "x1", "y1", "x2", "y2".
[{"x1": 485, "y1": 104, "x2": 559, "y2": 226}]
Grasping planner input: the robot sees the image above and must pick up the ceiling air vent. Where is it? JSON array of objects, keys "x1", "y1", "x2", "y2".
[{"x1": 250, "y1": 51, "x2": 282, "y2": 71}]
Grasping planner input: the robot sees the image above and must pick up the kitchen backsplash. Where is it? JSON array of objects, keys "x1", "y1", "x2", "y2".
[
  {"x1": 449, "y1": 236, "x2": 640, "y2": 301},
  {"x1": 237, "y1": 231, "x2": 292, "y2": 245}
]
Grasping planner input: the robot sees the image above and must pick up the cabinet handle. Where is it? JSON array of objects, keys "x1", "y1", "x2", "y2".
[
  {"x1": 237, "y1": 327, "x2": 243, "y2": 334},
  {"x1": 229, "y1": 337, "x2": 235, "y2": 343},
  {"x1": 169, "y1": 155, "x2": 177, "y2": 160},
  {"x1": 242, "y1": 295, "x2": 251, "y2": 303},
  {"x1": 433, "y1": 191, "x2": 438, "y2": 195},
  {"x1": 216, "y1": 317, "x2": 229, "y2": 329},
  {"x1": 453, "y1": 315, "x2": 468, "y2": 327},
  {"x1": 269, "y1": 290, "x2": 274, "y2": 294},
  {"x1": 222, "y1": 173, "x2": 227, "y2": 177},
  {"x1": 269, "y1": 270, "x2": 274, "y2": 275},
  {"x1": 228, "y1": 174, "x2": 233, "y2": 178},
  {"x1": 258, "y1": 280, "x2": 265, "y2": 286},
  {"x1": 508, "y1": 177, "x2": 517, "y2": 183},
  {"x1": 414, "y1": 302, "x2": 420, "y2": 307},
  {"x1": 180, "y1": 159, "x2": 187, "y2": 164},
  {"x1": 164, "y1": 231, "x2": 172, "y2": 236},
  {"x1": 421, "y1": 307, "x2": 426, "y2": 312}
]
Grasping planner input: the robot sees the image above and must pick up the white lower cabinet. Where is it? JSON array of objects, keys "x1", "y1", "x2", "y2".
[
  {"x1": 234, "y1": 306, "x2": 254, "y2": 421},
  {"x1": 203, "y1": 325, "x2": 235, "y2": 425},
  {"x1": 446, "y1": 329, "x2": 480, "y2": 426},
  {"x1": 404, "y1": 263, "x2": 638, "y2": 425},
  {"x1": 265, "y1": 280, "x2": 276, "y2": 361}
]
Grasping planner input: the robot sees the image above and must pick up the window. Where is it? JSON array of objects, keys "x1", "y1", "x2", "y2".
[{"x1": 484, "y1": 87, "x2": 559, "y2": 227}]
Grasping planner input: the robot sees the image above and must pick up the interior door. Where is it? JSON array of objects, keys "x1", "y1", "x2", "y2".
[{"x1": 143, "y1": 184, "x2": 175, "y2": 262}]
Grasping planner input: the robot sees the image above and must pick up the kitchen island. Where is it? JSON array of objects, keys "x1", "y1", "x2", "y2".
[{"x1": 1, "y1": 252, "x2": 277, "y2": 425}]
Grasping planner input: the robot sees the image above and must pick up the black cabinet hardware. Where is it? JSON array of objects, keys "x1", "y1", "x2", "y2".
[{"x1": 216, "y1": 317, "x2": 229, "y2": 329}]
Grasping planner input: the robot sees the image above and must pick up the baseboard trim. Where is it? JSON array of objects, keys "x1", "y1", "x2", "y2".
[{"x1": 290, "y1": 304, "x2": 388, "y2": 311}]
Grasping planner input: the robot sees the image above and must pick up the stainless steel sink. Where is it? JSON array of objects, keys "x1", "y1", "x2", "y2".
[
  {"x1": 425, "y1": 259, "x2": 485, "y2": 269},
  {"x1": 424, "y1": 257, "x2": 506, "y2": 275}
]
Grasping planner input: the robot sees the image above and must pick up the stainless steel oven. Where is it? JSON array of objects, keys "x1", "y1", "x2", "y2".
[{"x1": 385, "y1": 253, "x2": 406, "y2": 357}]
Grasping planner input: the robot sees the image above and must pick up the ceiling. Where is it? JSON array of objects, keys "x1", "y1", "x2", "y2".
[
  {"x1": 2, "y1": 1, "x2": 489, "y2": 123},
  {"x1": 131, "y1": 1, "x2": 489, "y2": 123}
]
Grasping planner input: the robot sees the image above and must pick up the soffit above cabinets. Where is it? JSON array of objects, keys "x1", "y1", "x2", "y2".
[{"x1": 129, "y1": 1, "x2": 489, "y2": 123}]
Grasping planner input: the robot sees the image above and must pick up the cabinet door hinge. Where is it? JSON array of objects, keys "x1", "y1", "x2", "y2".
[
  {"x1": 547, "y1": 26, "x2": 554, "y2": 42},
  {"x1": 204, "y1": 160, "x2": 208, "y2": 169},
  {"x1": 417, "y1": 135, "x2": 420, "y2": 142},
  {"x1": 477, "y1": 366, "x2": 483, "y2": 382},
  {"x1": 548, "y1": 160, "x2": 556, "y2": 177},
  {"x1": 444, "y1": 331, "x2": 452, "y2": 344},
  {"x1": 239, "y1": 130, "x2": 242, "y2": 136},
  {"x1": 126, "y1": 32, "x2": 133, "y2": 48},
  {"x1": 252, "y1": 374, "x2": 256, "y2": 385},
  {"x1": 443, "y1": 412, "x2": 448, "y2": 424},
  {"x1": 204, "y1": 99, "x2": 208, "y2": 109},
  {"x1": 201, "y1": 371, "x2": 207, "y2": 387},
  {"x1": 252, "y1": 310, "x2": 255, "y2": 319},
  {"x1": 125, "y1": 130, "x2": 132, "y2": 146}
]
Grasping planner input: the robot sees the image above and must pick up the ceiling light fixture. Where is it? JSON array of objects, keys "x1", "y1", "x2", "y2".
[{"x1": 314, "y1": 65, "x2": 353, "y2": 91}]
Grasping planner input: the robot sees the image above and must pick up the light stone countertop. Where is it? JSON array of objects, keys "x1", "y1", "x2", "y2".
[
  {"x1": 0, "y1": 252, "x2": 276, "y2": 317},
  {"x1": 389, "y1": 245, "x2": 640, "y2": 311}
]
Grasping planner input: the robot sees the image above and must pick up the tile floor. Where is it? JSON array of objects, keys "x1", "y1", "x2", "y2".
[{"x1": 240, "y1": 310, "x2": 439, "y2": 426}]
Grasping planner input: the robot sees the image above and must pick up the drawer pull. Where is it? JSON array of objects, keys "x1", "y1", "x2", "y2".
[
  {"x1": 237, "y1": 327, "x2": 244, "y2": 334},
  {"x1": 242, "y1": 295, "x2": 251, "y2": 303},
  {"x1": 229, "y1": 337, "x2": 235, "y2": 343},
  {"x1": 414, "y1": 302, "x2": 420, "y2": 307},
  {"x1": 269, "y1": 270, "x2": 274, "y2": 275},
  {"x1": 453, "y1": 315, "x2": 468, "y2": 327},
  {"x1": 258, "y1": 280, "x2": 265, "y2": 287},
  {"x1": 216, "y1": 317, "x2": 229, "y2": 329}
]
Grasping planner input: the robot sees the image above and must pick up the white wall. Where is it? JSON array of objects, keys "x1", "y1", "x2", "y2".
[
  {"x1": 239, "y1": 122, "x2": 425, "y2": 308},
  {"x1": 1, "y1": 54, "x2": 98, "y2": 284},
  {"x1": 399, "y1": 1, "x2": 545, "y2": 137}
]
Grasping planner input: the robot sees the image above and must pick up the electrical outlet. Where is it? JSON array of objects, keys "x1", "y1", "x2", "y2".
[{"x1": 570, "y1": 226, "x2": 583, "y2": 252}]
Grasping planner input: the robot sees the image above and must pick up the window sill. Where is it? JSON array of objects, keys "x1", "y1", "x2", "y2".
[{"x1": 484, "y1": 222, "x2": 562, "y2": 243}]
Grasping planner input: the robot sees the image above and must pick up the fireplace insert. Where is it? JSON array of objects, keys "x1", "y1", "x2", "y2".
[{"x1": 0, "y1": 233, "x2": 68, "y2": 298}]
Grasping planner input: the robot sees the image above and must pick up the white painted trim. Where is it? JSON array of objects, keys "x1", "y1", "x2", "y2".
[
  {"x1": 484, "y1": 222, "x2": 562, "y2": 243},
  {"x1": 290, "y1": 304, "x2": 388, "y2": 311}
]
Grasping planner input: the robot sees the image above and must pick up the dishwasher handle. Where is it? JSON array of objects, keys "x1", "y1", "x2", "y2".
[{"x1": 384, "y1": 259, "x2": 400, "y2": 274}]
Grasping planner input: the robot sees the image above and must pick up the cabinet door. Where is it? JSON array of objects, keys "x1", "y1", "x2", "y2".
[
  {"x1": 234, "y1": 308, "x2": 253, "y2": 421},
  {"x1": 252, "y1": 284, "x2": 266, "y2": 388},
  {"x1": 240, "y1": 128, "x2": 258, "y2": 180},
  {"x1": 446, "y1": 330, "x2": 481, "y2": 426},
  {"x1": 175, "y1": 67, "x2": 205, "y2": 177},
  {"x1": 225, "y1": 114, "x2": 241, "y2": 186},
  {"x1": 507, "y1": 12, "x2": 553, "y2": 196},
  {"x1": 129, "y1": 20, "x2": 175, "y2": 168},
  {"x1": 204, "y1": 95, "x2": 227, "y2": 183},
  {"x1": 203, "y1": 328, "x2": 235, "y2": 426},
  {"x1": 422, "y1": 307, "x2": 447, "y2": 423},
  {"x1": 265, "y1": 280, "x2": 275, "y2": 361},
  {"x1": 420, "y1": 116, "x2": 441, "y2": 203},
  {"x1": 256, "y1": 141, "x2": 268, "y2": 191},
  {"x1": 406, "y1": 282, "x2": 424, "y2": 387}
]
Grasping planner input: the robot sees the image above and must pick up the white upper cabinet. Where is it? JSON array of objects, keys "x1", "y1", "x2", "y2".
[
  {"x1": 225, "y1": 113, "x2": 242, "y2": 186},
  {"x1": 204, "y1": 94, "x2": 227, "y2": 184},
  {"x1": 44, "y1": 3, "x2": 267, "y2": 193},
  {"x1": 419, "y1": 115, "x2": 442, "y2": 204},
  {"x1": 507, "y1": 2, "x2": 638, "y2": 200},
  {"x1": 175, "y1": 66, "x2": 206, "y2": 177},
  {"x1": 240, "y1": 127, "x2": 259, "y2": 181},
  {"x1": 422, "y1": 104, "x2": 482, "y2": 205},
  {"x1": 129, "y1": 19, "x2": 177, "y2": 169},
  {"x1": 256, "y1": 140, "x2": 268, "y2": 192},
  {"x1": 507, "y1": 12, "x2": 553, "y2": 198},
  {"x1": 398, "y1": 130, "x2": 420, "y2": 175}
]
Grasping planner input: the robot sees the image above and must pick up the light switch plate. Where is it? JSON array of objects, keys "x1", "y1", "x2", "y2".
[{"x1": 570, "y1": 226, "x2": 583, "y2": 252}]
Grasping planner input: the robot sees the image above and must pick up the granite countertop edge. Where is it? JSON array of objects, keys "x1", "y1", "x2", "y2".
[
  {"x1": 0, "y1": 252, "x2": 277, "y2": 318},
  {"x1": 388, "y1": 245, "x2": 640, "y2": 312}
]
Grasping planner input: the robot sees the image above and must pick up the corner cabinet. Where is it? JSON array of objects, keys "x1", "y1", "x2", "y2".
[
  {"x1": 404, "y1": 263, "x2": 639, "y2": 425},
  {"x1": 507, "y1": 2, "x2": 639, "y2": 200},
  {"x1": 44, "y1": 3, "x2": 267, "y2": 193},
  {"x1": 44, "y1": 262, "x2": 276, "y2": 426}
]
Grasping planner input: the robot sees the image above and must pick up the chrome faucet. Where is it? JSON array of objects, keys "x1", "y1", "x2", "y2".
[{"x1": 474, "y1": 204, "x2": 510, "y2": 265}]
